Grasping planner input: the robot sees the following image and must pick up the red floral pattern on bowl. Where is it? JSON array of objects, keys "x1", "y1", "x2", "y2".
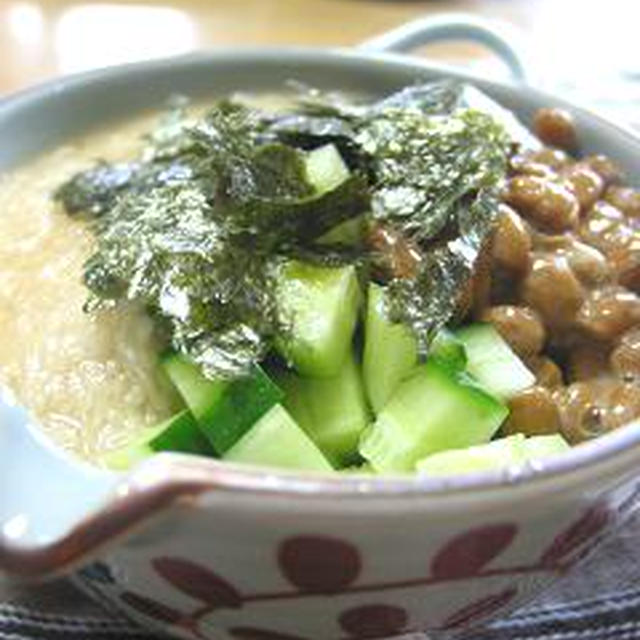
[{"x1": 72, "y1": 489, "x2": 633, "y2": 639}]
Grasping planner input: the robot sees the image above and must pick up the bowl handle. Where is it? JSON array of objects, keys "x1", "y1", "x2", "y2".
[{"x1": 357, "y1": 13, "x2": 529, "y2": 83}]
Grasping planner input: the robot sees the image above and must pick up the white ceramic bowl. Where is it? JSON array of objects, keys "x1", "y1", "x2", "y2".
[{"x1": 1, "y1": 16, "x2": 640, "y2": 640}]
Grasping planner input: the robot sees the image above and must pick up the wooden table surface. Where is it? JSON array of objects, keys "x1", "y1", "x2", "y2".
[{"x1": 0, "y1": 0, "x2": 635, "y2": 98}]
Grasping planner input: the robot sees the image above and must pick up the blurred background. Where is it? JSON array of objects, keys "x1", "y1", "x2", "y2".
[{"x1": 1, "y1": 0, "x2": 640, "y2": 127}]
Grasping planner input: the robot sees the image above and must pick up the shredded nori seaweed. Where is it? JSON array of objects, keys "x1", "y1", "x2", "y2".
[
  {"x1": 55, "y1": 81, "x2": 513, "y2": 378},
  {"x1": 265, "y1": 82, "x2": 511, "y2": 355}
]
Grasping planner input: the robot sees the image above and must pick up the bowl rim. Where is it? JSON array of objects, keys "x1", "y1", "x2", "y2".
[{"x1": 1, "y1": 44, "x2": 640, "y2": 501}]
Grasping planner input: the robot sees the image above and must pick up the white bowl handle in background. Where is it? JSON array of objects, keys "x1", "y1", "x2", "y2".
[{"x1": 357, "y1": 12, "x2": 530, "y2": 83}]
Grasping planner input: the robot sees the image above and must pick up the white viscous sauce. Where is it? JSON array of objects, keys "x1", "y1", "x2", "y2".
[{"x1": 0, "y1": 112, "x2": 182, "y2": 463}]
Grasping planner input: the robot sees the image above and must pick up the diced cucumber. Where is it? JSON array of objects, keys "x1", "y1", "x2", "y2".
[
  {"x1": 416, "y1": 433, "x2": 571, "y2": 476},
  {"x1": 455, "y1": 324, "x2": 535, "y2": 399},
  {"x1": 102, "y1": 410, "x2": 212, "y2": 471},
  {"x1": 318, "y1": 215, "x2": 366, "y2": 247},
  {"x1": 305, "y1": 144, "x2": 350, "y2": 193},
  {"x1": 276, "y1": 261, "x2": 361, "y2": 377},
  {"x1": 430, "y1": 328, "x2": 467, "y2": 374},
  {"x1": 278, "y1": 351, "x2": 371, "y2": 467},
  {"x1": 161, "y1": 353, "x2": 225, "y2": 422},
  {"x1": 360, "y1": 360, "x2": 508, "y2": 472},
  {"x1": 416, "y1": 435, "x2": 526, "y2": 476},
  {"x1": 363, "y1": 283, "x2": 418, "y2": 414},
  {"x1": 522, "y1": 434, "x2": 571, "y2": 460},
  {"x1": 162, "y1": 353, "x2": 283, "y2": 453},
  {"x1": 224, "y1": 404, "x2": 333, "y2": 472},
  {"x1": 148, "y1": 409, "x2": 211, "y2": 453},
  {"x1": 363, "y1": 284, "x2": 467, "y2": 412}
]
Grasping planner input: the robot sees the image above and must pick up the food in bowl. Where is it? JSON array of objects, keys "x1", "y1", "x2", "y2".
[{"x1": 0, "y1": 81, "x2": 638, "y2": 475}]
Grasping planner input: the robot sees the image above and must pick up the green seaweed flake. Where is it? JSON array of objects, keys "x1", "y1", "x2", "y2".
[
  {"x1": 357, "y1": 108, "x2": 508, "y2": 242},
  {"x1": 83, "y1": 181, "x2": 283, "y2": 378},
  {"x1": 56, "y1": 81, "x2": 512, "y2": 378},
  {"x1": 268, "y1": 85, "x2": 510, "y2": 348},
  {"x1": 56, "y1": 99, "x2": 370, "y2": 378}
]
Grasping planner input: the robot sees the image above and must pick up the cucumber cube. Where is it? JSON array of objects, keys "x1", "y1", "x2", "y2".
[
  {"x1": 430, "y1": 328, "x2": 467, "y2": 374},
  {"x1": 162, "y1": 354, "x2": 283, "y2": 453},
  {"x1": 279, "y1": 350, "x2": 371, "y2": 467},
  {"x1": 102, "y1": 409, "x2": 212, "y2": 471},
  {"x1": 363, "y1": 283, "x2": 418, "y2": 414},
  {"x1": 224, "y1": 404, "x2": 333, "y2": 472},
  {"x1": 522, "y1": 434, "x2": 571, "y2": 460},
  {"x1": 305, "y1": 144, "x2": 350, "y2": 193},
  {"x1": 416, "y1": 435, "x2": 526, "y2": 476},
  {"x1": 455, "y1": 324, "x2": 535, "y2": 399},
  {"x1": 360, "y1": 361, "x2": 508, "y2": 473},
  {"x1": 416, "y1": 433, "x2": 570, "y2": 476},
  {"x1": 318, "y1": 215, "x2": 366, "y2": 247},
  {"x1": 276, "y1": 261, "x2": 361, "y2": 377}
]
